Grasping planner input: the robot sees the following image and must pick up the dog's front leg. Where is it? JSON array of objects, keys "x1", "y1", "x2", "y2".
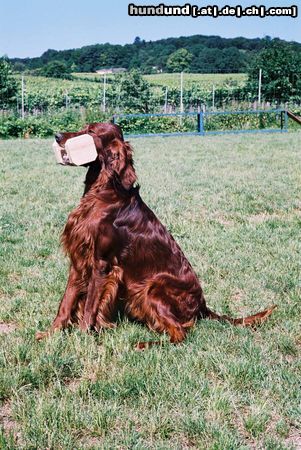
[
  {"x1": 36, "y1": 265, "x2": 81, "y2": 340},
  {"x1": 79, "y1": 260, "x2": 108, "y2": 331},
  {"x1": 80, "y1": 262, "x2": 123, "y2": 331},
  {"x1": 95, "y1": 265, "x2": 123, "y2": 330}
]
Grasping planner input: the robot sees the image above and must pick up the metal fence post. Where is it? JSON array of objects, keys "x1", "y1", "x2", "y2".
[
  {"x1": 198, "y1": 111, "x2": 204, "y2": 135},
  {"x1": 280, "y1": 111, "x2": 284, "y2": 130},
  {"x1": 284, "y1": 110, "x2": 288, "y2": 131}
]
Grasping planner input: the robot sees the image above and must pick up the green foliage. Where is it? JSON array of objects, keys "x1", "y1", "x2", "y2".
[
  {"x1": 40, "y1": 61, "x2": 72, "y2": 79},
  {"x1": 19, "y1": 75, "x2": 102, "y2": 111},
  {"x1": 144, "y1": 72, "x2": 247, "y2": 88},
  {"x1": 116, "y1": 115, "x2": 196, "y2": 135},
  {"x1": 0, "y1": 108, "x2": 298, "y2": 139},
  {"x1": 166, "y1": 48, "x2": 193, "y2": 73},
  {"x1": 115, "y1": 111, "x2": 289, "y2": 135},
  {"x1": 191, "y1": 46, "x2": 247, "y2": 73},
  {"x1": 18, "y1": 72, "x2": 250, "y2": 114},
  {"x1": 0, "y1": 108, "x2": 294, "y2": 139},
  {"x1": 0, "y1": 58, "x2": 18, "y2": 108},
  {"x1": 11, "y1": 35, "x2": 301, "y2": 74},
  {"x1": 204, "y1": 111, "x2": 283, "y2": 132},
  {"x1": 0, "y1": 68, "x2": 299, "y2": 138},
  {"x1": 6, "y1": 69, "x2": 300, "y2": 126},
  {"x1": 247, "y1": 40, "x2": 301, "y2": 102},
  {"x1": 0, "y1": 109, "x2": 110, "y2": 138},
  {"x1": 110, "y1": 70, "x2": 152, "y2": 113}
]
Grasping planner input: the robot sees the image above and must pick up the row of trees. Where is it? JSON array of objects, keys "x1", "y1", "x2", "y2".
[
  {"x1": 32, "y1": 48, "x2": 225, "y2": 78},
  {"x1": 11, "y1": 35, "x2": 301, "y2": 74},
  {"x1": 1, "y1": 41, "x2": 301, "y2": 111}
]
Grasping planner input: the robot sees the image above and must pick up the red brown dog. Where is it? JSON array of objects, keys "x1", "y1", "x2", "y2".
[{"x1": 36, "y1": 122, "x2": 276, "y2": 345}]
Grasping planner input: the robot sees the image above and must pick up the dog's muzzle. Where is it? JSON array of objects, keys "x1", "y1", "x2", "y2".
[{"x1": 52, "y1": 135, "x2": 98, "y2": 166}]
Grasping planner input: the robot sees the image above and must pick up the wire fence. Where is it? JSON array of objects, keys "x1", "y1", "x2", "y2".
[{"x1": 112, "y1": 109, "x2": 288, "y2": 138}]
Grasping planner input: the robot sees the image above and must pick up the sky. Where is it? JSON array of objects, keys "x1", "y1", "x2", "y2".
[{"x1": 1, "y1": 0, "x2": 300, "y2": 58}]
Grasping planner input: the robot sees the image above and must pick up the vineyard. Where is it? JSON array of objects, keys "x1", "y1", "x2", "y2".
[
  {"x1": 16, "y1": 75, "x2": 104, "y2": 111},
  {"x1": 144, "y1": 72, "x2": 247, "y2": 88},
  {"x1": 0, "y1": 72, "x2": 300, "y2": 138},
  {"x1": 16, "y1": 72, "x2": 249, "y2": 112}
]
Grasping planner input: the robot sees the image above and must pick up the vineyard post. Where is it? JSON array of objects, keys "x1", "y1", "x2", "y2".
[
  {"x1": 180, "y1": 72, "x2": 183, "y2": 126},
  {"x1": 65, "y1": 91, "x2": 69, "y2": 109},
  {"x1": 21, "y1": 75, "x2": 25, "y2": 119},
  {"x1": 258, "y1": 68, "x2": 262, "y2": 107},
  {"x1": 116, "y1": 83, "x2": 121, "y2": 112},
  {"x1": 102, "y1": 74, "x2": 106, "y2": 112},
  {"x1": 164, "y1": 87, "x2": 168, "y2": 113},
  {"x1": 180, "y1": 71, "x2": 183, "y2": 113}
]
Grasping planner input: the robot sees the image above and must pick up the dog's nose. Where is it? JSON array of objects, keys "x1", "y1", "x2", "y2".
[{"x1": 55, "y1": 133, "x2": 63, "y2": 143}]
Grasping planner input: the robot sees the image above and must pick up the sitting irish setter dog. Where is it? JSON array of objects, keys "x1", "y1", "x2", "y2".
[{"x1": 36, "y1": 122, "x2": 275, "y2": 346}]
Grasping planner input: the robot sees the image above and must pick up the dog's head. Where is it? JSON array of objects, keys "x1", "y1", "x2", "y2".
[
  {"x1": 55, "y1": 122, "x2": 124, "y2": 165},
  {"x1": 55, "y1": 122, "x2": 136, "y2": 194}
]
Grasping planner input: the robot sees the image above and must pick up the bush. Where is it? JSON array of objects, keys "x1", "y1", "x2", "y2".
[
  {"x1": 0, "y1": 58, "x2": 18, "y2": 108},
  {"x1": 0, "y1": 109, "x2": 111, "y2": 138},
  {"x1": 246, "y1": 41, "x2": 301, "y2": 102}
]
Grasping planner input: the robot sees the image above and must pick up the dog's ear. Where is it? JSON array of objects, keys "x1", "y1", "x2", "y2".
[
  {"x1": 106, "y1": 139, "x2": 137, "y2": 190},
  {"x1": 120, "y1": 142, "x2": 137, "y2": 190}
]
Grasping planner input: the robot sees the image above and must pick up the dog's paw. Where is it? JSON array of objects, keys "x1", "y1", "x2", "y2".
[
  {"x1": 134, "y1": 341, "x2": 161, "y2": 351},
  {"x1": 35, "y1": 330, "x2": 50, "y2": 341}
]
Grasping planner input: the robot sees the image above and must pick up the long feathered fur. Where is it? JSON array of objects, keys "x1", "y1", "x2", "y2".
[{"x1": 36, "y1": 122, "x2": 276, "y2": 344}]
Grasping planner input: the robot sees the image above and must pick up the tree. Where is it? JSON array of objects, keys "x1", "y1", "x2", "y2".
[
  {"x1": 7, "y1": 35, "x2": 301, "y2": 75},
  {"x1": 221, "y1": 47, "x2": 247, "y2": 72},
  {"x1": 247, "y1": 40, "x2": 301, "y2": 102},
  {"x1": 190, "y1": 48, "x2": 222, "y2": 73},
  {"x1": 111, "y1": 70, "x2": 151, "y2": 113},
  {"x1": 12, "y1": 61, "x2": 26, "y2": 72},
  {"x1": 40, "y1": 61, "x2": 72, "y2": 79},
  {"x1": 166, "y1": 48, "x2": 193, "y2": 73},
  {"x1": 0, "y1": 58, "x2": 17, "y2": 108}
]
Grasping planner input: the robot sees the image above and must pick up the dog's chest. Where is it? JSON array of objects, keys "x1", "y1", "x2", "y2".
[{"x1": 63, "y1": 200, "x2": 104, "y2": 263}]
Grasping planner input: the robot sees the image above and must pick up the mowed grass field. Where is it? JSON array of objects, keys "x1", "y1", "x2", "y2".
[{"x1": 0, "y1": 132, "x2": 300, "y2": 449}]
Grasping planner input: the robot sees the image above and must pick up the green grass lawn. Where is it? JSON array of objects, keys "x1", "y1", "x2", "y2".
[{"x1": 0, "y1": 132, "x2": 300, "y2": 449}]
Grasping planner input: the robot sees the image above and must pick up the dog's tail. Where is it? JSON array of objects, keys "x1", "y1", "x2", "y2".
[{"x1": 205, "y1": 304, "x2": 277, "y2": 327}]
